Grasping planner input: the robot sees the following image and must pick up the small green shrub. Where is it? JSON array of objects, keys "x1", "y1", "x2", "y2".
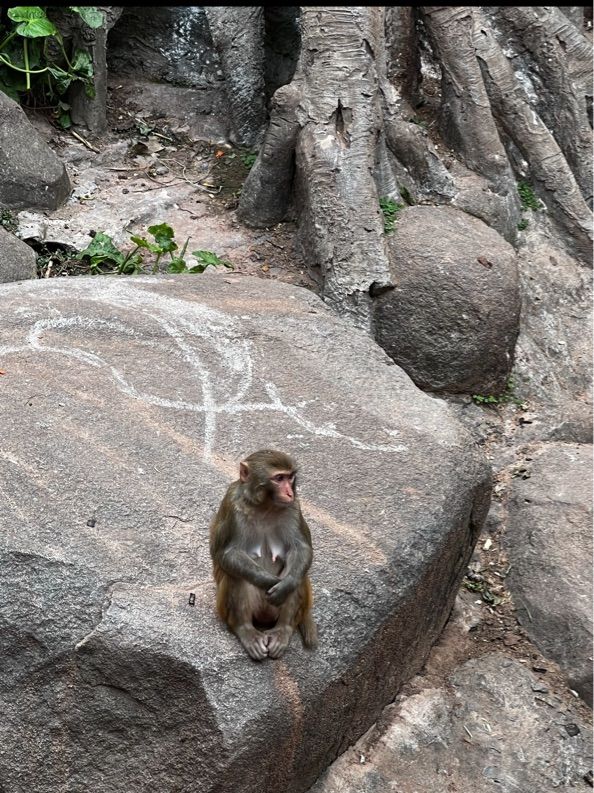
[
  {"x1": 240, "y1": 152, "x2": 257, "y2": 169},
  {"x1": 472, "y1": 377, "x2": 523, "y2": 408},
  {"x1": 517, "y1": 219, "x2": 529, "y2": 231},
  {"x1": 79, "y1": 231, "x2": 143, "y2": 274},
  {"x1": 0, "y1": 209, "x2": 17, "y2": 233},
  {"x1": 517, "y1": 181, "x2": 540, "y2": 211},
  {"x1": 379, "y1": 196, "x2": 404, "y2": 234}
]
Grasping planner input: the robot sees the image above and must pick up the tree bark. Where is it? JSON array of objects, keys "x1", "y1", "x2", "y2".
[
  {"x1": 473, "y1": 8, "x2": 592, "y2": 259},
  {"x1": 205, "y1": 7, "x2": 266, "y2": 147},
  {"x1": 238, "y1": 4, "x2": 592, "y2": 328},
  {"x1": 494, "y1": 6, "x2": 592, "y2": 204},
  {"x1": 421, "y1": 7, "x2": 516, "y2": 197}
]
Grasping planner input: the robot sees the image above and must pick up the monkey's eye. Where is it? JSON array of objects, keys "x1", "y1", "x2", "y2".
[{"x1": 272, "y1": 474, "x2": 285, "y2": 483}]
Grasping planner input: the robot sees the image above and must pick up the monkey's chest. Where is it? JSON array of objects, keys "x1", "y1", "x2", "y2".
[{"x1": 249, "y1": 536, "x2": 287, "y2": 575}]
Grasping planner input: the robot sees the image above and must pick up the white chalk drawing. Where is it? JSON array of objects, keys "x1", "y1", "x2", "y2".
[{"x1": 1, "y1": 278, "x2": 407, "y2": 460}]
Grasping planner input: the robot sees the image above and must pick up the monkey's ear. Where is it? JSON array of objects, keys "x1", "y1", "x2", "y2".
[{"x1": 239, "y1": 461, "x2": 250, "y2": 482}]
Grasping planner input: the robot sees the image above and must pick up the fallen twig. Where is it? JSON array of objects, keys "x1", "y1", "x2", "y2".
[{"x1": 70, "y1": 129, "x2": 100, "y2": 153}]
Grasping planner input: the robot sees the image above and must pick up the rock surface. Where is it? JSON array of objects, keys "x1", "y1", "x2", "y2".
[
  {"x1": 0, "y1": 92, "x2": 71, "y2": 211},
  {"x1": 0, "y1": 227, "x2": 37, "y2": 283},
  {"x1": 309, "y1": 653, "x2": 593, "y2": 793},
  {"x1": 0, "y1": 274, "x2": 490, "y2": 793},
  {"x1": 506, "y1": 442, "x2": 593, "y2": 704},
  {"x1": 512, "y1": 229, "x2": 593, "y2": 443},
  {"x1": 108, "y1": 7, "x2": 223, "y2": 90},
  {"x1": 374, "y1": 206, "x2": 521, "y2": 395}
]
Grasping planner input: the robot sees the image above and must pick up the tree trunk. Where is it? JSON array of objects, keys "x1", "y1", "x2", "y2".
[
  {"x1": 235, "y1": 5, "x2": 592, "y2": 325},
  {"x1": 47, "y1": 7, "x2": 123, "y2": 134},
  {"x1": 205, "y1": 7, "x2": 267, "y2": 147}
]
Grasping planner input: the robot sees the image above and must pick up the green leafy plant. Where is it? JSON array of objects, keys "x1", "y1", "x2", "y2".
[
  {"x1": 0, "y1": 6, "x2": 102, "y2": 125},
  {"x1": 517, "y1": 180, "x2": 540, "y2": 211},
  {"x1": 187, "y1": 249, "x2": 233, "y2": 273},
  {"x1": 472, "y1": 377, "x2": 523, "y2": 408},
  {"x1": 240, "y1": 152, "x2": 257, "y2": 169},
  {"x1": 517, "y1": 219, "x2": 529, "y2": 231},
  {"x1": 463, "y1": 575, "x2": 503, "y2": 606},
  {"x1": 0, "y1": 208, "x2": 17, "y2": 233},
  {"x1": 79, "y1": 231, "x2": 143, "y2": 275},
  {"x1": 131, "y1": 223, "x2": 184, "y2": 273},
  {"x1": 379, "y1": 196, "x2": 404, "y2": 234},
  {"x1": 78, "y1": 223, "x2": 233, "y2": 276}
]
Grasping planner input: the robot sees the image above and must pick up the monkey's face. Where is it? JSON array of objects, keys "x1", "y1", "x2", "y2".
[
  {"x1": 268, "y1": 470, "x2": 296, "y2": 507},
  {"x1": 239, "y1": 453, "x2": 298, "y2": 509}
]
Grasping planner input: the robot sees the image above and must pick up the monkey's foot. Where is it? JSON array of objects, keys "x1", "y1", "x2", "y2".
[
  {"x1": 266, "y1": 625, "x2": 293, "y2": 659},
  {"x1": 236, "y1": 625, "x2": 269, "y2": 661}
]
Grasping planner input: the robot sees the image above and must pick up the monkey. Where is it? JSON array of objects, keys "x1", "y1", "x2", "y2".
[{"x1": 209, "y1": 449, "x2": 318, "y2": 660}]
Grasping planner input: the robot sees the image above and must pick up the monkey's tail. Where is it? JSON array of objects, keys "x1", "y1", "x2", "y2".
[{"x1": 299, "y1": 613, "x2": 318, "y2": 649}]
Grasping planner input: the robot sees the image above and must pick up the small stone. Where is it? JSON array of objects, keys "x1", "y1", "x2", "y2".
[
  {"x1": 503, "y1": 633, "x2": 521, "y2": 647},
  {"x1": 564, "y1": 723, "x2": 580, "y2": 737}
]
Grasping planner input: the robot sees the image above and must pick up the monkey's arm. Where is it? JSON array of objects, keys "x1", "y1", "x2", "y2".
[
  {"x1": 217, "y1": 544, "x2": 281, "y2": 591},
  {"x1": 266, "y1": 513, "x2": 313, "y2": 606}
]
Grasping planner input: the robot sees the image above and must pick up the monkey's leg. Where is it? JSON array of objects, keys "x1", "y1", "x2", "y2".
[
  {"x1": 266, "y1": 591, "x2": 299, "y2": 659},
  {"x1": 228, "y1": 579, "x2": 270, "y2": 661}
]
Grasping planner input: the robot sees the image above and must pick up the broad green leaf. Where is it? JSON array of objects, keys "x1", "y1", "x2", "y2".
[
  {"x1": 47, "y1": 65, "x2": 72, "y2": 94},
  {"x1": 130, "y1": 235, "x2": 161, "y2": 254},
  {"x1": 192, "y1": 250, "x2": 233, "y2": 269},
  {"x1": 80, "y1": 232, "x2": 125, "y2": 267},
  {"x1": 8, "y1": 8, "x2": 57, "y2": 38},
  {"x1": 148, "y1": 223, "x2": 177, "y2": 253},
  {"x1": 192, "y1": 250, "x2": 219, "y2": 265},
  {"x1": 167, "y1": 260, "x2": 188, "y2": 274},
  {"x1": 71, "y1": 49, "x2": 93, "y2": 77},
  {"x1": 7, "y1": 7, "x2": 46, "y2": 23},
  {"x1": 188, "y1": 264, "x2": 207, "y2": 274},
  {"x1": 69, "y1": 7, "x2": 104, "y2": 28},
  {"x1": 57, "y1": 109, "x2": 71, "y2": 129}
]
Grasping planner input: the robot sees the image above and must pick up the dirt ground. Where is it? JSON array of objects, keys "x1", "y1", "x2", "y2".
[
  {"x1": 22, "y1": 79, "x2": 317, "y2": 291},
  {"x1": 18, "y1": 80, "x2": 592, "y2": 730}
]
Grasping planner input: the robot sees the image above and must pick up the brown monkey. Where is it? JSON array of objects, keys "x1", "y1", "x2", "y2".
[{"x1": 209, "y1": 449, "x2": 318, "y2": 660}]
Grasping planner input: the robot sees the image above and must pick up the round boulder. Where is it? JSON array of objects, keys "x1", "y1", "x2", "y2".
[{"x1": 374, "y1": 206, "x2": 521, "y2": 395}]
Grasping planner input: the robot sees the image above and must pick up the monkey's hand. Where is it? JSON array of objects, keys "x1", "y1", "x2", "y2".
[
  {"x1": 266, "y1": 576, "x2": 297, "y2": 606},
  {"x1": 255, "y1": 571, "x2": 281, "y2": 591}
]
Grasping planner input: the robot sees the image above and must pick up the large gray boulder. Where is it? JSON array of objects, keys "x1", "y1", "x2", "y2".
[
  {"x1": 0, "y1": 92, "x2": 71, "y2": 211},
  {"x1": 374, "y1": 206, "x2": 521, "y2": 395},
  {"x1": 0, "y1": 275, "x2": 490, "y2": 793},
  {"x1": 310, "y1": 653, "x2": 593, "y2": 793},
  {"x1": 0, "y1": 226, "x2": 36, "y2": 282},
  {"x1": 506, "y1": 443, "x2": 593, "y2": 704}
]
